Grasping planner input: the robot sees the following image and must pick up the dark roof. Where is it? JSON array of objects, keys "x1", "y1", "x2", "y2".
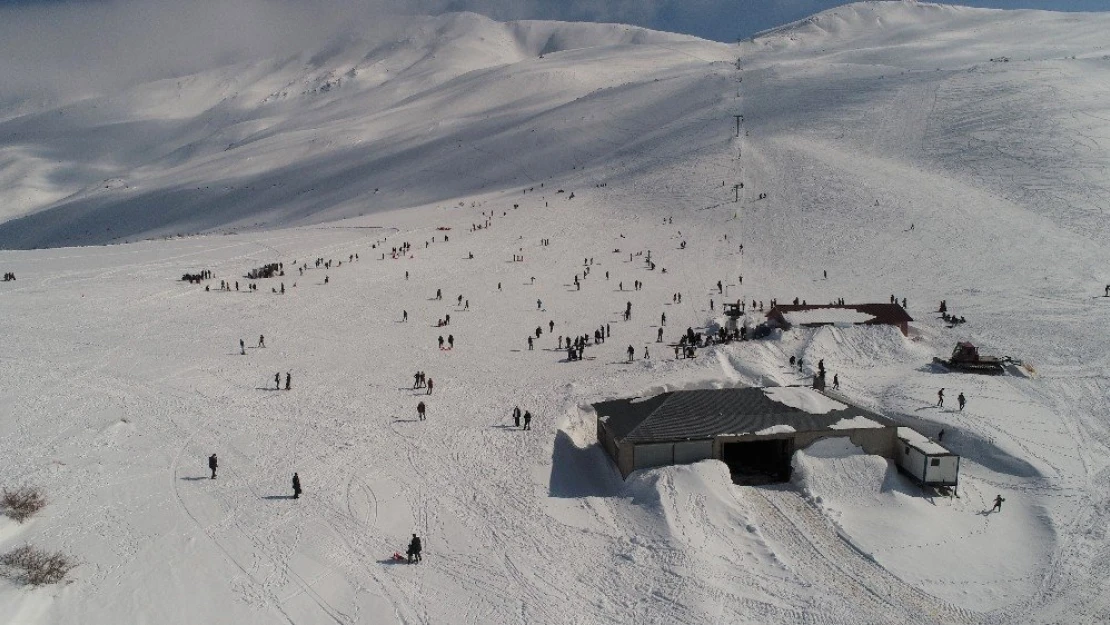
[
  {"x1": 767, "y1": 303, "x2": 913, "y2": 326},
  {"x1": 594, "y1": 387, "x2": 895, "y2": 444}
]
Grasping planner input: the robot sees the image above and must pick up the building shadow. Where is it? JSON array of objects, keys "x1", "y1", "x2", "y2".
[{"x1": 548, "y1": 430, "x2": 623, "y2": 498}]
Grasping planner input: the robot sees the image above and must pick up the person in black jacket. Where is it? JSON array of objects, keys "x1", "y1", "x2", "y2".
[
  {"x1": 209, "y1": 454, "x2": 218, "y2": 479},
  {"x1": 292, "y1": 473, "x2": 302, "y2": 499},
  {"x1": 407, "y1": 534, "x2": 422, "y2": 563},
  {"x1": 523, "y1": 411, "x2": 532, "y2": 431}
]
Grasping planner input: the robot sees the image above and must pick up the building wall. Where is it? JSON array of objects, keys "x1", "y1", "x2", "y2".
[
  {"x1": 923, "y1": 455, "x2": 959, "y2": 486},
  {"x1": 715, "y1": 427, "x2": 898, "y2": 459}
]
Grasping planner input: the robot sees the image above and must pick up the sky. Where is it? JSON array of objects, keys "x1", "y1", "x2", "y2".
[{"x1": 0, "y1": 0, "x2": 1104, "y2": 100}]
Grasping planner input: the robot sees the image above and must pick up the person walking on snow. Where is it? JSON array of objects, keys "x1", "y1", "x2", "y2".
[
  {"x1": 292, "y1": 473, "x2": 302, "y2": 499},
  {"x1": 523, "y1": 411, "x2": 532, "y2": 431},
  {"x1": 407, "y1": 534, "x2": 422, "y2": 563},
  {"x1": 403, "y1": 310, "x2": 408, "y2": 322},
  {"x1": 258, "y1": 335, "x2": 265, "y2": 348},
  {"x1": 209, "y1": 453, "x2": 218, "y2": 479},
  {"x1": 427, "y1": 378, "x2": 433, "y2": 395},
  {"x1": 417, "y1": 401, "x2": 426, "y2": 420},
  {"x1": 958, "y1": 392, "x2": 966, "y2": 411},
  {"x1": 992, "y1": 494, "x2": 1005, "y2": 512},
  {"x1": 937, "y1": 388, "x2": 945, "y2": 407},
  {"x1": 275, "y1": 372, "x2": 281, "y2": 390}
]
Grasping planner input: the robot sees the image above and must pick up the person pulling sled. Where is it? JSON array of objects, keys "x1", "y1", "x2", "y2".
[{"x1": 407, "y1": 534, "x2": 422, "y2": 563}]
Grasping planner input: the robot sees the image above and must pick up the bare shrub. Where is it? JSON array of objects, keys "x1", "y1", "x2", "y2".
[
  {"x1": 2, "y1": 487, "x2": 46, "y2": 523},
  {"x1": 0, "y1": 545, "x2": 77, "y2": 586}
]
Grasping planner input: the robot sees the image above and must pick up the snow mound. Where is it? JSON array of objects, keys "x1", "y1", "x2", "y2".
[{"x1": 763, "y1": 386, "x2": 846, "y2": 414}]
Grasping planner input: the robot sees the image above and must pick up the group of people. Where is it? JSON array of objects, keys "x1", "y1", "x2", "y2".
[
  {"x1": 936, "y1": 388, "x2": 967, "y2": 411},
  {"x1": 511, "y1": 406, "x2": 533, "y2": 430}
]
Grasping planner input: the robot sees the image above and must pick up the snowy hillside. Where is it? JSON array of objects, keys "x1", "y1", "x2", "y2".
[
  {"x1": 0, "y1": 13, "x2": 726, "y2": 248},
  {"x1": 2, "y1": 2, "x2": 1110, "y2": 624}
]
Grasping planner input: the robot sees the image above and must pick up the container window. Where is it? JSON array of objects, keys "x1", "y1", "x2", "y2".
[{"x1": 930, "y1": 458, "x2": 940, "y2": 466}]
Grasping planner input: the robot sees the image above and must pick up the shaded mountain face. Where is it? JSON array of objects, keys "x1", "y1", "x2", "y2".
[
  {"x1": 0, "y1": 12, "x2": 727, "y2": 249},
  {"x1": 0, "y1": 2, "x2": 1109, "y2": 249}
]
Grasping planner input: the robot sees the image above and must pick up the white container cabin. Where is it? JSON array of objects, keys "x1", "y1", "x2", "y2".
[{"x1": 896, "y1": 427, "x2": 960, "y2": 493}]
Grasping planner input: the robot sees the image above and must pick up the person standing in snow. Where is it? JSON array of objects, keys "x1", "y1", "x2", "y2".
[
  {"x1": 937, "y1": 388, "x2": 945, "y2": 408},
  {"x1": 992, "y1": 495, "x2": 1004, "y2": 512},
  {"x1": 528, "y1": 336, "x2": 534, "y2": 350},
  {"x1": 403, "y1": 310, "x2": 408, "y2": 322},
  {"x1": 258, "y1": 335, "x2": 265, "y2": 348},
  {"x1": 522, "y1": 411, "x2": 532, "y2": 431},
  {"x1": 833, "y1": 374, "x2": 840, "y2": 390},
  {"x1": 417, "y1": 401, "x2": 426, "y2": 421},
  {"x1": 292, "y1": 473, "x2": 302, "y2": 499},
  {"x1": 447, "y1": 335, "x2": 454, "y2": 349},
  {"x1": 657, "y1": 327, "x2": 664, "y2": 342},
  {"x1": 407, "y1": 534, "x2": 422, "y2": 563},
  {"x1": 661, "y1": 312, "x2": 666, "y2": 326},
  {"x1": 275, "y1": 372, "x2": 281, "y2": 390},
  {"x1": 426, "y1": 378, "x2": 433, "y2": 395},
  {"x1": 209, "y1": 453, "x2": 218, "y2": 479},
  {"x1": 627, "y1": 345, "x2": 635, "y2": 363},
  {"x1": 285, "y1": 372, "x2": 291, "y2": 391},
  {"x1": 438, "y1": 336, "x2": 445, "y2": 350},
  {"x1": 958, "y1": 392, "x2": 966, "y2": 411},
  {"x1": 513, "y1": 406, "x2": 522, "y2": 428}
]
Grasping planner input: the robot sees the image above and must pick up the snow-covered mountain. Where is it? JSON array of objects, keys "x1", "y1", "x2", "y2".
[
  {"x1": 1, "y1": 2, "x2": 1109, "y2": 624},
  {"x1": 0, "y1": 12, "x2": 728, "y2": 248}
]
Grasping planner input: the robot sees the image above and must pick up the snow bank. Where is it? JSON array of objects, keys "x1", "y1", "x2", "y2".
[
  {"x1": 755, "y1": 425, "x2": 796, "y2": 435},
  {"x1": 829, "y1": 415, "x2": 885, "y2": 430},
  {"x1": 782, "y1": 309, "x2": 874, "y2": 326},
  {"x1": 763, "y1": 386, "x2": 845, "y2": 414},
  {"x1": 792, "y1": 438, "x2": 1052, "y2": 611}
]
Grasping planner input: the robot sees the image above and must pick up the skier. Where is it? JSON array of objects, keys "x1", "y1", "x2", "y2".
[
  {"x1": 285, "y1": 372, "x2": 291, "y2": 391},
  {"x1": 209, "y1": 453, "x2": 218, "y2": 479},
  {"x1": 240, "y1": 339, "x2": 246, "y2": 355},
  {"x1": 958, "y1": 392, "x2": 966, "y2": 411},
  {"x1": 937, "y1": 388, "x2": 945, "y2": 407},
  {"x1": 992, "y1": 494, "x2": 1005, "y2": 512},
  {"x1": 522, "y1": 411, "x2": 532, "y2": 431},
  {"x1": 417, "y1": 401, "x2": 426, "y2": 420},
  {"x1": 292, "y1": 473, "x2": 302, "y2": 499},
  {"x1": 258, "y1": 335, "x2": 265, "y2": 348},
  {"x1": 407, "y1": 534, "x2": 422, "y2": 563}
]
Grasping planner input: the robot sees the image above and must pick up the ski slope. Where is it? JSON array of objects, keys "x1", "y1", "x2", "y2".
[{"x1": 2, "y1": 2, "x2": 1110, "y2": 624}]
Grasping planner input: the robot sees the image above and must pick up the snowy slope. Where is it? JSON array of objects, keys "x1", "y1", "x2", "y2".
[
  {"x1": 2, "y1": 2, "x2": 1110, "y2": 624},
  {"x1": 0, "y1": 13, "x2": 727, "y2": 248}
]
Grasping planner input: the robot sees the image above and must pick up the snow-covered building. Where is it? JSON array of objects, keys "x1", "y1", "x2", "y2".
[
  {"x1": 895, "y1": 427, "x2": 960, "y2": 492},
  {"x1": 766, "y1": 303, "x2": 913, "y2": 336},
  {"x1": 594, "y1": 387, "x2": 899, "y2": 480}
]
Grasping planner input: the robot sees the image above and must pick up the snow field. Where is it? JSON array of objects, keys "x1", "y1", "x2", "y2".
[{"x1": 1, "y1": 2, "x2": 1110, "y2": 624}]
